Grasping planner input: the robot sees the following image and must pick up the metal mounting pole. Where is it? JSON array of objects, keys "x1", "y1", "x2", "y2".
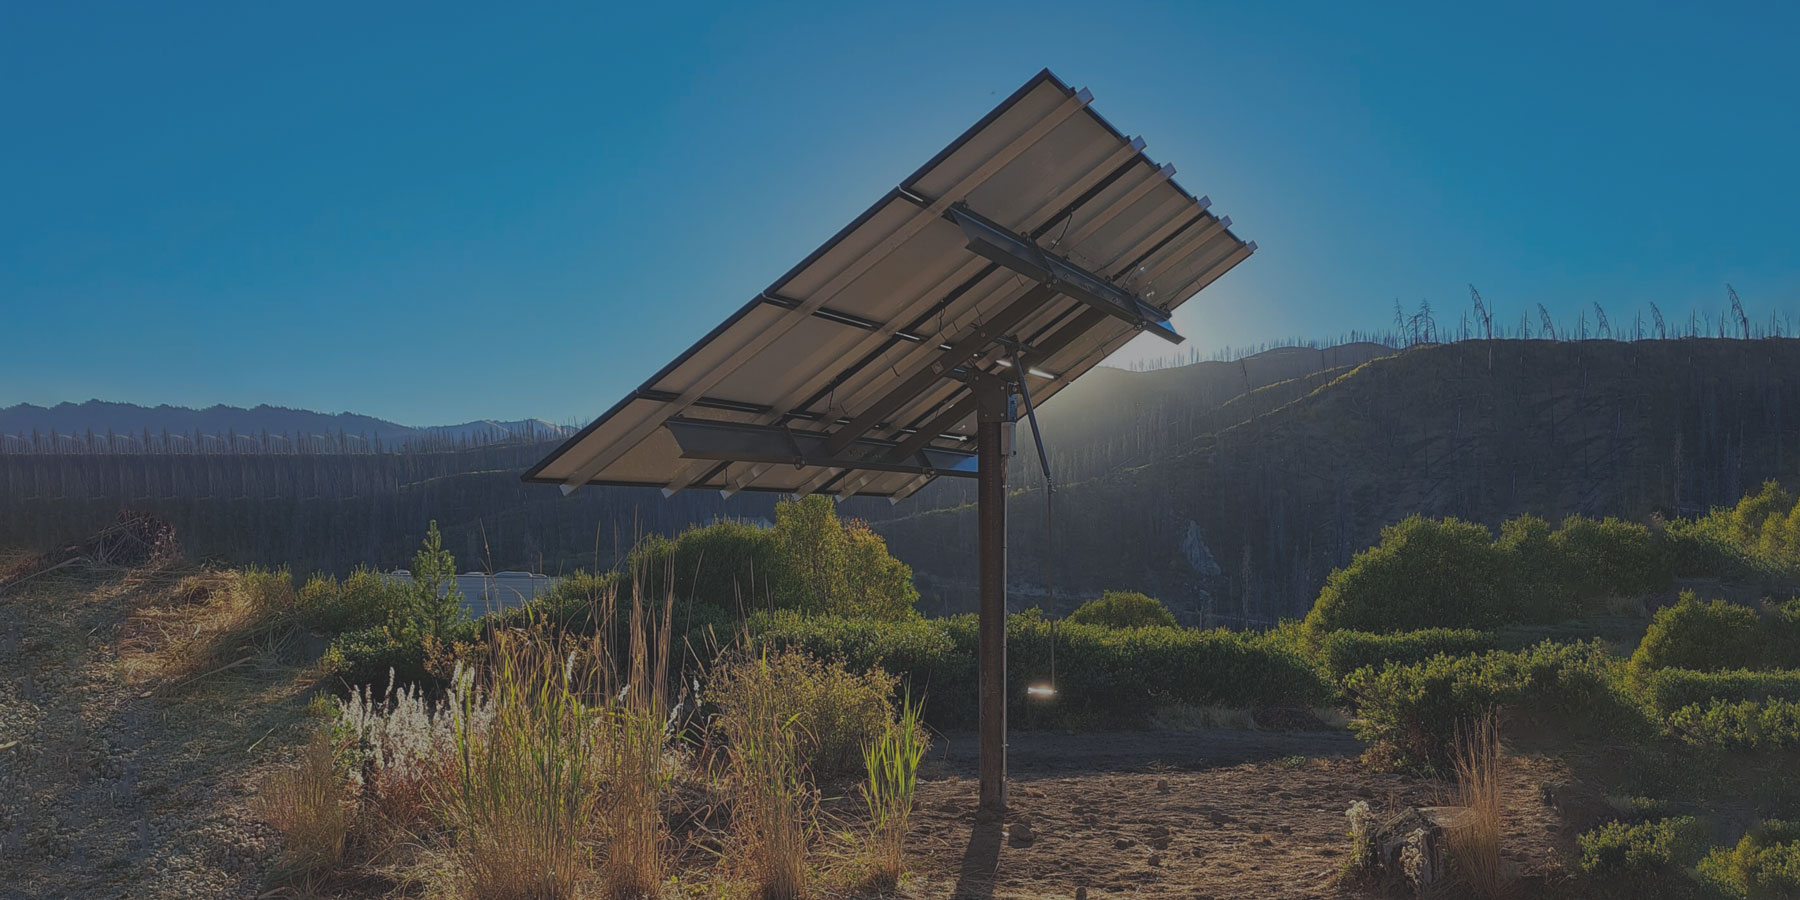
[{"x1": 973, "y1": 371, "x2": 1015, "y2": 816}]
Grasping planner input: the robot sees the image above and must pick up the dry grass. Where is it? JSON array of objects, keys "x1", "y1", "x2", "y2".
[
  {"x1": 257, "y1": 727, "x2": 350, "y2": 887},
  {"x1": 1446, "y1": 713, "x2": 1507, "y2": 898},
  {"x1": 599, "y1": 579, "x2": 676, "y2": 900},
  {"x1": 440, "y1": 570, "x2": 677, "y2": 900},
  {"x1": 129, "y1": 567, "x2": 300, "y2": 692},
  {"x1": 717, "y1": 652, "x2": 817, "y2": 900}
]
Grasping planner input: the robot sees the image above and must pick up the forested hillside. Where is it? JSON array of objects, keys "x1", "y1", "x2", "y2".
[
  {"x1": 8, "y1": 338, "x2": 1800, "y2": 622},
  {"x1": 880, "y1": 338, "x2": 1800, "y2": 621},
  {"x1": 0, "y1": 342, "x2": 1379, "y2": 576}
]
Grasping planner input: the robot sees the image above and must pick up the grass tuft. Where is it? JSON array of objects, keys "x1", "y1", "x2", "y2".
[
  {"x1": 257, "y1": 727, "x2": 349, "y2": 888},
  {"x1": 859, "y1": 692, "x2": 927, "y2": 891},
  {"x1": 1446, "y1": 713, "x2": 1506, "y2": 898}
]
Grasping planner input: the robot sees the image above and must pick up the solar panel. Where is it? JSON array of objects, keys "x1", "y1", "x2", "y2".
[{"x1": 524, "y1": 69, "x2": 1254, "y2": 501}]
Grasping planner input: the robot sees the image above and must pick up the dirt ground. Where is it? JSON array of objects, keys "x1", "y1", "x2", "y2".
[
  {"x1": 897, "y1": 732, "x2": 1573, "y2": 900},
  {"x1": 1, "y1": 561, "x2": 1581, "y2": 900},
  {"x1": 0, "y1": 564, "x2": 293, "y2": 900}
]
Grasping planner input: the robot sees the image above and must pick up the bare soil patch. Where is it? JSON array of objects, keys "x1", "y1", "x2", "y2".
[{"x1": 897, "y1": 732, "x2": 1575, "y2": 899}]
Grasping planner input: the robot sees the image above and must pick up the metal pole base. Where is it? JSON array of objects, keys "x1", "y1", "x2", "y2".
[{"x1": 973, "y1": 372, "x2": 1014, "y2": 815}]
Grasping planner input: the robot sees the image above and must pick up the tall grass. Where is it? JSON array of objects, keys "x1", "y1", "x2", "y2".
[
  {"x1": 257, "y1": 727, "x2": 349, "y2": 887},
  {"x1": 442, "y1": 567, "x2": 676, "y2": 900},
  {"x1": 717, "y1": 651, "x2": 816, "y2": 900},
  {"x1": 1447, "y1": 714, "x2": 1506, "y2": 898},
  {"x1": 601, "y1": 575, "x2": 675, "y2": 900},
  {"x1": 859, "y1": 693, "x2": 927, "y2": 890}
]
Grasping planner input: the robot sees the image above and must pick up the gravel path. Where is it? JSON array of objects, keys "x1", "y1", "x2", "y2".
[{"x1": 0, "y1": 567, "x2": 300, "y2": 900}]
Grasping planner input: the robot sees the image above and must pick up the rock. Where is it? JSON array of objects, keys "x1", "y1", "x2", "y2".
[
  {"x1": 1150, "y1": 835, "x2": 1172, "y2": 850},
  {"x1": 1075, "y1": 888, "x2": 1088, "y2": 900},
  {"x1": 1009, "y1": 818, "x2": 1035, "y2": 846},
  {"x1": 1539, "y1": 779, "x2": 1613, "y2": 831},
  {"x1": 1358, "y1": 806, "x2": 1472, "y2": 893},
  {"x1": 1147, "y1": 853, "x2": 1163, "y2": 867},
  {"x1": 1114, "y1": 837, "x2": 1136, "y2": 850}
]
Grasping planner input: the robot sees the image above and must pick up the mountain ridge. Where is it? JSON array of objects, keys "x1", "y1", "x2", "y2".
[{"x1": 0, "y1": 399, "x2": 570, "y2": 443}]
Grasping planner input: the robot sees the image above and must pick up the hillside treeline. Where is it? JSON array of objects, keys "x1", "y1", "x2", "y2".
[
  {"x1": 0, "y1": 442, "x2": 807, "y2": 575},
  {"x1": 879, "y1": 338, "x2": 1800, "y2": 621}
]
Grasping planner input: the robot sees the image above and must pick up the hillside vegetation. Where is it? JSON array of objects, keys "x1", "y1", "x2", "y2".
[
  {"x1": 13, "y1": 476, "x2": 1800, "y2": 897},
  {"x1": 880, "y1": 338, "x2": 1800, "y2": 620}
]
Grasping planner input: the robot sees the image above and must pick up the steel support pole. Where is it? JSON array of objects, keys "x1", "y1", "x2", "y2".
[{"x1": 973, "y1": 373, "x2": 1015, "y2": 815}]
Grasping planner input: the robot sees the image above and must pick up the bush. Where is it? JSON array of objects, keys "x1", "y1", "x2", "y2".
[
  {"x1": 297, "y1": 567, "x2": 410, "y2": 634},
  {"x1": 1631, "y1": 593, "x2": 1795, "y2": 674},
  {"x1": 1317, "y1": 628, "x2": 1508, "y2": 682},
  {"x1": 1344, "y1": 641, "x2": 1640, "y2": 768},
  {"x1": 1551, "y1": 515, "x2": 1670, "y2": 601},
  {"x1": 1305, "y1": 512, "x2": 1684, "y2": 636},
  {"x1": 1578, "y1": 816, "x2": 1710, "y2": 879},
  {"x1": 1643, "y1": 669, "x2": 1800, "y2": 717},
  {"x1": 631, "y1": 496, "x2": 917, "y2": 620},
  {"x1": 746, "y1": 612, "x2": 1331, "y2": 730},
  {"x1": 1670, "y1": 482, "x2": 1800, "y2": 581},
  {"x1": 706, "y1": 648, "x2": 897, "y2": 780},
  {"x1": 1668, "y1": 698, "x2": 1800, "y2": 751},
  {"x1": 1067, "y1": 591, "x2": 1178, "y2": 629},
  {"x1": 1698, "y1": 819, "x2": 1800, "y2": 899},
  {"x1": 1307, "y1": 515, "x2": 1506, "y2": 633},
  {"x1": 241, "y1": 564, "x2": 299, "y2": 614},
  {"x1": 321, "y1": 625, "x2": 434, "y2": 690}
]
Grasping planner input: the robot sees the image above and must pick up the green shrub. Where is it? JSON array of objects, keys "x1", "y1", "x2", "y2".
[
  {"x1": 705, "y1": 648, "x2": 897, "y2": 779},
  {"x1": 1643, "y1": 669, "x2": 1800, "y2": 717},
  {"x1": 1732, "y1": 482, "x2": 1799, "y2": 551},
  {"x1": 1698, "y1": 819, "x2": 1800, "y2": 899},
  {"x1": 631, "y1": 496, "x2": 917, "y2": 619},
  {"x1": 631, "y1": 520, "x2": 790, "y2": 612},
  {"x1": 1578, "y1": 816, "x2": 1710, "y2": 878},
  {"x1": 296, "y1": 567, "x2": 410, "y2": 633},
  {"x1": 1671, "y1": 482, "x2": 1800, "y2": 581},
  {"x1": 1307, "y1": 515, "x2": 1506, "y2": 633},
  {"x1": 1496, "y1": 514, "x2": 1568, "y2": 617},
  {"x1": 1668, "y1": 698, "x2": 1800, "y2": 751},
  {"x1": 1067, "y1": 591, "x2": 1178, "y2": 629},
  {"x1": 746, "y1": 612, "x2": 1330, "y2": 730},
  {"x1": 321, "y1": 625, "x2": 432, "y2": 690},
  {"x1": 240, "y1": 564, "x2": 298, "y2": 613},
  {"x1": 1344, "y1": 641, "x2": 1640, "y2": 768},
  {"x1": 1304, "y1": 512, "x2": 1685, "y2": 636},
  {"x1": 1317, "y1": 628, "x2": 1508, "y2": 682},
  {"x1": 1551, "y1": 515, "x2": 1671, "y2": 601},
  {"x1": 1631, "y1": 593, "x2": 1785, "y2": 674}
]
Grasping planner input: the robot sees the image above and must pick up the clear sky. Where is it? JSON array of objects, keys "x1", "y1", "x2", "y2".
[{"x1": 4, "y1": 1, "x2": 1797, "y2": 425}]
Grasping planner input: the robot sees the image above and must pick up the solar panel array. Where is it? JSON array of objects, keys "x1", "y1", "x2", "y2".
[{"x1": 526, "y1": 69, "x2": 1254, "y2": 500}]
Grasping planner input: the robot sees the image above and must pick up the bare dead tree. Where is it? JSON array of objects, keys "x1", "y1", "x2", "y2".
[
  {"x1": 1594, "y1": 302, "x2": 1611, "y2": 339},
  {"x1": 1728, "y1": 284, "x2": 1750, "y2": 339},
  {"x1": 1538, "y1": 304, "x2": 1558, "y2": 340},
  {"x1": 1651, "y1": 302, "x2": 1667, "y2": 339}
]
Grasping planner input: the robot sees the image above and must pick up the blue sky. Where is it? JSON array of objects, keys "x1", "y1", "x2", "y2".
[{"x1": 4, "y1": 1, "x2": 1796, "y2": 425}]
